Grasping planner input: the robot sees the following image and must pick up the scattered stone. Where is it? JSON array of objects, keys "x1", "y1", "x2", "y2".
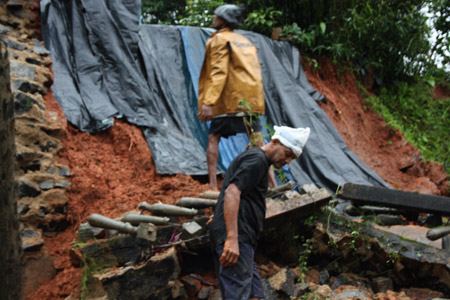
[
  {"x1": 180, "y1": 275, "x2": 202, "y2": 297},
  {"x1": 333, "y1": 288, "x2": 371, "y2": 300},
  {"x1": 32, "y1": 38, "x2": 50, "y2": 56},
  {"x1": 88, "y1": 247, "x2": 181, "y2": 299},
  {"x1": 294, "y1": 282, "x2": 309, "y2": 297},
  {"x1": 300, "y1": 183, "x2": 319, "y2": 194},
  {"x1": 313, "y1": 285, "x2": 332, "y2": 299},
  {"x1": 259, "y1": 262, "x2": 281, "y2": 278},
  {"x1": 17, "y1": 179, "x2": 41, "y2": 198},
  {"x1": 268, "y1": 267, "x2": 296, "y2": 297},
  {"x1": 398, "y1": 156, "x2": 416, "y2": 171},
  {"x1": 371, "y1": 277, "x2": 393, "y2": 293},
  {"x1": 318, "y1": 269, "x2": 330, "y2": 284},
  {"x1": 77, "y1": 223, "x2": 106, "y2": 242},
  {"x1": 401, "y1": 287, "x2": 444, "y2": 299},
  {"x1": 171, "y1": 279, "x2": 187, "y2": 300},
  {"x1": 38, "y1": 179, "x2": 54, "y2": 190},
  {"x1": 197, "y1": 286, "x2": 213, "y2": 300},
  {"x1": 9, "y1": 59, "x2": 35, "y2": 80},
  {"x1": 261, "y1": 279, "x2": 278, "y2": 300},
  {"x1": 281, "y1": 189, "x2": 301, "y2": 200},
  {"x1": 207, "y1": 289, "x2": 222, "y2": 300},
  {"x1": 330, "y1": 273, "x2": 371, "y2": 290}
]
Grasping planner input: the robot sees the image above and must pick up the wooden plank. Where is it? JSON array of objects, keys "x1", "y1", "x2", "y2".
[{"x1": 339, "y1": 183, "x2": 450, "y2": 215}]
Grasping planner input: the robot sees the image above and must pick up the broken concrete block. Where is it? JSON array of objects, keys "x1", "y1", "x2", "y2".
[{"x1": 89, "y1": 247, "x2": 180, "y2": 300}]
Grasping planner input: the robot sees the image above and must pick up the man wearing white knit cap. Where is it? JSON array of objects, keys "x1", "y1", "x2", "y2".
[{"x1": 209, "y1": 125, "x2": 310, "y2": 300}]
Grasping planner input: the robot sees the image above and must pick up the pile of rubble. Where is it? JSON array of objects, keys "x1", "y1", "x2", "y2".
[{"x1": 69, "y1": 184, "x2": 450, "y2": 299}]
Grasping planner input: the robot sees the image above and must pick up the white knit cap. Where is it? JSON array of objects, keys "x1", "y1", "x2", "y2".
[{"x1": 272, "y1": 126, "x2": 310, "y2": 157}]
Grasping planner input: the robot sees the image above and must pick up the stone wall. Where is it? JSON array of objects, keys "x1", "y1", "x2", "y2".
[
  {"x1": 1, "y1": 1, "x2": 71, "y2": 297},
  {"x1": 0, "y1": 37, "x2": 22, "y2": 300}
]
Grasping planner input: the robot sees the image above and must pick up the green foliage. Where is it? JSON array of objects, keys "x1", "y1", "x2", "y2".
[
  {"x1": 141, "y1": 0, "x2": 185, "y2": 24},
  {"x1": 242, "y1": 7, "x2": 282, "y2": 35},
  {"x1": 142, "y1": 0, "x2": 447, "y2": 83},
  {"x1": 364, "y1": 80, "x2": 450, "y2": 174},
  {"x1": 178, "y1": 0, "x2": 224, "y2": 27},
  {"x1": 297, "y1": 238, "x2": 312, "y2": 283},
  {"x1": 427, "y1": 0, "x2": 450, "y2": 71}
]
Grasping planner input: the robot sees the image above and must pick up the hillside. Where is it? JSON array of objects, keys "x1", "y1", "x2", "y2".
[{"x1": 24, "y1": 57, "x2": 448, "y2": 300}]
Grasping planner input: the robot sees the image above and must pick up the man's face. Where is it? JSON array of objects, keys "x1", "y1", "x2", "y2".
[
  {"x1": 271, "y1": 141, "x2": 297, "y2": 169},
  {"x1": 213, "y1": 15, "x2": 226, "y2": 29}
]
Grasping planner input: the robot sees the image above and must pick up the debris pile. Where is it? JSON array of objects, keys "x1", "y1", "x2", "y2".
[{"x1": 70, "y1": 183, "x2": 450, "y2": 299}]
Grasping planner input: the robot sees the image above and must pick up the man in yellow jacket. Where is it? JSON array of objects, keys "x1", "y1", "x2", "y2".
[{"x1": 198, "y1": 4, "x2": 275, "y2": 190}]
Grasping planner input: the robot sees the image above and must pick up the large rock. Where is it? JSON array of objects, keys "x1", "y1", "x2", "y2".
[{"x1": 87, "y1": 246, "x2": 181, "y2": 300}]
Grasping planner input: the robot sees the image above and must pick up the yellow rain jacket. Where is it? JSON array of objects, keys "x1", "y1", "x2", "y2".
[{"x1": 198, "y1": 28, "x2": 265, "y2": 118}]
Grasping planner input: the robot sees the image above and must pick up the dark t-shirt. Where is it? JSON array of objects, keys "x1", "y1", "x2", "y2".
[{"x1": 209, "y1": 147, "x2": 270, "y2": 247}]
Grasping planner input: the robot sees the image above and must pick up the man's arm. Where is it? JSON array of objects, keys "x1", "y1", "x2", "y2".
[{"x1": 220, "y1": 183, "x2": 241, "y2": 267}]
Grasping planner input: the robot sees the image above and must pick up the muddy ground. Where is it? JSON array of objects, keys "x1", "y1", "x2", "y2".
[{"x1": 24, "y1": 57, "x2": 449, "y2": 299}]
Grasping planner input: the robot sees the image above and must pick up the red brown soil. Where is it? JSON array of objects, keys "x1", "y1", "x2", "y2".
[
  {"x1": 27, "y1": 92, "x2": 211, "y2": 300},
  {"x1": 27, "y1": 59, "x2": 449, "y2": 300},
  {"x1": 302, "y1": 57, "x2": 449, "y2": 196}
]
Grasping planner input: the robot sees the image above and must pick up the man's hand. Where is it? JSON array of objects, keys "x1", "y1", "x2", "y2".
[
  {"x1": 219, "y1": 238, "x2": 239, "y2": 267},
  {"x1": 198, "y1": 104, "x2": 214, "y2": 121}
]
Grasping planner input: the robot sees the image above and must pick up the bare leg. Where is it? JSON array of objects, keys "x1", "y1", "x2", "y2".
[
  {"x1": 250, "y1": 131, "x2": 277, "y2": 188},
  {"x1": 207, "y1": 133, "x2": 221, "y2": 190}
]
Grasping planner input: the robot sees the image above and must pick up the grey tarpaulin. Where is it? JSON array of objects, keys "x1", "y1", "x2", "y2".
[{"x1": 40, "y1": 0, "x2": 389, "y2": 192}]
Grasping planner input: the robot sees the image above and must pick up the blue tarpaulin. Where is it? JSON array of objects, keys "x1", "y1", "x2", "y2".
[{"x1": 40, "y1": 0, "x2": 389, "y2": 192}]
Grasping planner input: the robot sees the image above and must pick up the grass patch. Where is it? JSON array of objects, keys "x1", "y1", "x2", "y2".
[{"x1": 364, "y1": 80, "x2": 450, "y2": 175}]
